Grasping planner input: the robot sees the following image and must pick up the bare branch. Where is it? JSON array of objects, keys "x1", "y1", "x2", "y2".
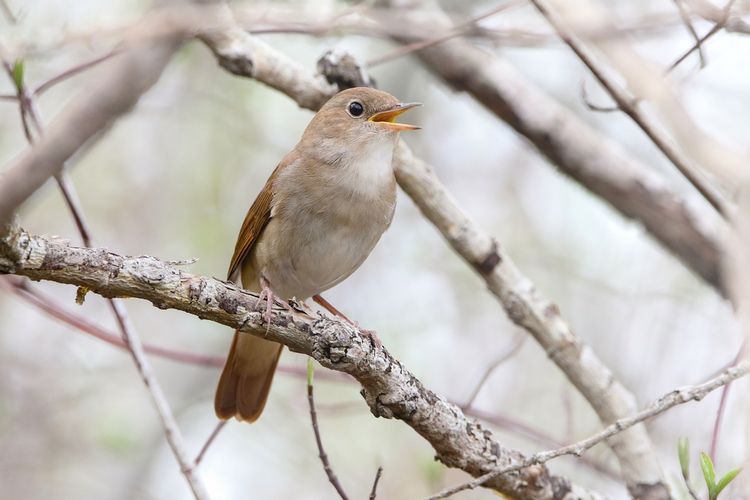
[
  {"x1": 671, "y1": 0, "x2": 706, "y2": 68},
  {"x1": 307, "y1": 360, "x2": 349, "y2": 500},
  {"x1": 0, "y1": 223, "x2": 600, "y2": 500},
  {"x1": 366, "y1": 0, "x2": 524, "y2": 67},
  {"x1": 528, "y1": 0, "x2": 728, "y2": 217},
  {"x1": 0, "y1": 0, "x2": 16, "y2": 24},
  {"x1": 0, "y1": 36, "x2": 181, "y2": 222},
  {"x1": 375, "y1": 0, "x2": 727, "y2": 298},
  {"x1": 33, "y1": 49, "x2": 120, "y2": 97},
  {"x1": 369, "y1": 467, "x2": 384, "y2": 500},
  {"x1": 194, "y1": 420, "x2": 227, "y2": 467},
  {"x1": 462, "y1": 332, "x2": 526, "y2": 410},
  {"x1": 430, "y1": 358, "x2": 750, "y2": 499}
]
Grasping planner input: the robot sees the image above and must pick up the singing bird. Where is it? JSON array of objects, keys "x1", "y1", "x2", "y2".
[{"x1": 215, "y1": 87, "x2": 420, "y2": 422}]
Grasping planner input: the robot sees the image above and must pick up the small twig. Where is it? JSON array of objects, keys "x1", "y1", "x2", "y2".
[
  {"x1": 709, "y1": 341, "x2": 745, "y2": 461},
  {"x1": 682, "y1": 464, "x2": 701, "y2": 500},
  {"x1": 366, "y1": 0, "x2": 524, "y2": 67},
  {"x1": 33, "y1": 49, "x2": 119, "y2": 96},
  {"x1": 2, "y1": 276, "x2": 225, "y2": 366},
  {"x1": 666, "y1": 1, "x2": 733, "y2": 73},
  {"x1": 0, "y1": 275, "x2": 349, "y2": 381},
  {"x1": 194, "y1": 420, "x2": 228, "y2": 467},
  {"x1": 107, "y1": 298, "x2": 210, "y2": 499},
  {"x1": 427, "y1": 359, "x2": 750, "y2": 499},
  {"x1": 579, "y1": 79, "x2": 621, "y2": 113},
  {"x1": 369, "y1": 466, "x2": 384, "y2": 500},
  {"x1": 671, "y1": 0, "x2": 706, "y2": 68},
  {"x1": 307, "y1": 359, "x2": 349, "y2": 500},
  {"x1": 529, "y1": 0, "x2": 729, "y2": 218},
  {"x1": 461, "y1": 332, "x2": 526, "y2": 409}
]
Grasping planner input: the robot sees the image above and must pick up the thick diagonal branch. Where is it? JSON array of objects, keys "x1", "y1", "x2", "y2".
[
  {"x1": 0, "y1": 224, "x2": 600, "y2": 500},
  {"x1": 0, "y1": 36, "x2": 180, "y2": 223}
]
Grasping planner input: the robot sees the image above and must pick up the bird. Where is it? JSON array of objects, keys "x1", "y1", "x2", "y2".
[{"x1": 215, "y1": 87, "x2": 420, "y2": 423}]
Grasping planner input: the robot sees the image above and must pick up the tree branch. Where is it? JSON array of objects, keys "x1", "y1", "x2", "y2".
[
  {"x1": 528, "y1": 0, "x2": 729, "y2": 217},
  {"x1": 0, "y1": 34, "x2": 180, "y2": 222},
  {"x1": 0, "y1": 223, "x2": 600, "y2": 500},
  {"x1": 377, "y1": 0, "x2": 727, "y2": 298},
  {"x1": 430, "y1": 357, "x2": 750, "y2": 499}
]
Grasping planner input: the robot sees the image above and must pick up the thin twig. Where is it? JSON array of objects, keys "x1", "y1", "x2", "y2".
[
  {"x1": 681, "y1": 465, "x2": 701, "y2": 500},
  {"x1": 529, "y1": 0, "x2": 729, "y2": 217},
  {"x1": 709, "y1": 341, "x2": 744, "y2": 461},
  {"x1": 307, "y1": 360, "x2": 349, "y2": 500},
  {"x1": 107, "y1": 298, "x2": 209, "y2": 500},
  {"x1": 33, "y1": 49, "x2": 119, "y2": 96},
  {"x1": 1, "y1": 276, "x2": 225, "y2": 367},
  {"x1": 194, "y1": 420, "x2": 228, "y2": 467},
  {"x1": 579, "y1": 79, "x2": 621, "y2": 113},
  {"x1": 666, "y1": 0, "x2": 735, "y2": 73},
  {"x1": 461, "y1": 332, "x2": 526, "y2": 409},
  {"x1": 366, "y1": 0, "x2": 524, "y2": 67},
  {"x1": 427, "y1": 359, "x2": 750, "y2": 499},
  {"x1": 369, "y1": 466, "x2": 384, "y2": 500},
  {"x1": 671, "y1": 0, "x2": 706, "y2": 68},
  {"x1": 0, "y1": 275, "x2": 350, "y2": 381}
]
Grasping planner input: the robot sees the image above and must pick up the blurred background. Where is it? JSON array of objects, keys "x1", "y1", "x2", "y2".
[{"x1": 0, "y1": 1, "x2": 748, "y2": 498}]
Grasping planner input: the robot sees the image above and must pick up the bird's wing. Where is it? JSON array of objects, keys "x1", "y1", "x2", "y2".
[{"x1": 226, "y1": 165, "x2": 282, "y2": 281}]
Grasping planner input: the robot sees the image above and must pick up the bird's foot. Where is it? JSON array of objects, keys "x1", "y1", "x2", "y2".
[{"x1": 256, "y1": 279, "x2": 295, "y2": 332}]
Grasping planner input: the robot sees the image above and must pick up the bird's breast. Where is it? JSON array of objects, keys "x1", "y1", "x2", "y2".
[{"x1": 249, "y1": 156, "x2": 397, "y2": 300}]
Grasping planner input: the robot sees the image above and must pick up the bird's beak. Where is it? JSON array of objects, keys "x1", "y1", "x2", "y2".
[{"x1": 369, "y1": 102, "x2": 421, "y2": 131}]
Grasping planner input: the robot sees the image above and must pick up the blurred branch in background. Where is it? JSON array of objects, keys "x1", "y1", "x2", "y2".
[
  {"x1": 0, "y1": 5, "x2": 209, "y2": 497},
  {"x1": 430, "y1": 357, "x2": 750, "y2": 499},
  {"x1": 0, "y1": 222, "x2": 600, "y2": 500},
  {"x1": 529, "y1": 0, "x2": 729, "y2": 217},
  {"x1": 372, "y1": 0, "x2": 727, "y2": 299}
]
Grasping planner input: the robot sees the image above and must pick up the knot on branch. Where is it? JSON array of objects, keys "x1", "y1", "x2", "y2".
[
  {"x1": 473, "y1": 240, "x2": 501, "y2": 275},
  {"x1": 0, "y1": 216, "x2": 23, "y2": 272},
  {"x1": 308, "y1": 317, "x2": 371, "y2": 370},
  {"x1": 317, "y1": 49, "x2": 375, "y2": 90},
  {"x1": 0, "y1": 220, "x2": 47, "y2": 274}
]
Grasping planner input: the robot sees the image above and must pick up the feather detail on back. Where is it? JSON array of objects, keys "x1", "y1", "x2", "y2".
[{"x1": 226, "y1": 162, "x2": 285, "y2": 281}]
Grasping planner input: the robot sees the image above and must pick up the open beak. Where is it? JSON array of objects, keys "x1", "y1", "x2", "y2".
[{"x1": 369, "y1": 102, "x2": 421, "y2": 131}]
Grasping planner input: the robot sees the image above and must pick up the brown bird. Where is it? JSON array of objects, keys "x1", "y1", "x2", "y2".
[{"x1": 215, "y1": 87, "x2": 420, "y2": 422}]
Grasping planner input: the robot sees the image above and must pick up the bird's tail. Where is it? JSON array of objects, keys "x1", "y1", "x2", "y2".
[{"x1": 214, "y1": 331, "x2": 283, "y2": 422}]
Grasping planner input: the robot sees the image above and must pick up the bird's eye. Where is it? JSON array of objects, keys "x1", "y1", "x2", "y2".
[{"x1": 347, "y1": 101, "x2": 364, "y2": 117}]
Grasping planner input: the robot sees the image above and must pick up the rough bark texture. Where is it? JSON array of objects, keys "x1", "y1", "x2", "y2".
[{"x1": 0, "y1": 223, "x2": 602, "y2": 500}]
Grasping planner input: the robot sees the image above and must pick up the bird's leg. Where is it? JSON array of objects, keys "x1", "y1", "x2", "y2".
[
  {"x1": 256, "y1": 278, "x2": 276, "y2": 326},
  {"x1": 312, "y1": 294, "x2": 382, "y2": 349},
  {"x1": 257, "y1": 277, "x2": 294, "y2": 326}
]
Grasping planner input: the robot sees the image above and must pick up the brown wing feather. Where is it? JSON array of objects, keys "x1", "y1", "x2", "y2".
[{"x1": 227, "y1": 165, "x2": 282, "y2": 281}]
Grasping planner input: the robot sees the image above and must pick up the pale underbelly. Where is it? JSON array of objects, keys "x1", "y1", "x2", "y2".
[{"x1": 245, "y1": 216, "x2": 387, "y2": 300}]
